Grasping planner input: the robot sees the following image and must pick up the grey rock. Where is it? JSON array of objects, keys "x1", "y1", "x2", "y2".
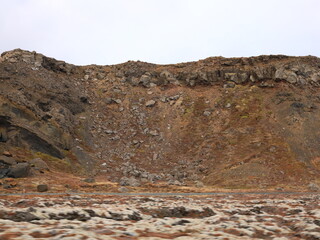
[
  {"x1": 83, "y1": 178, "x2": 95, "y2": 183},
  {"x1": 6, "y1": 211, "x2": 40, "y2": 222},
  {"x1": 104, "y1": 98, "x2": 114, "y2": 104},
  {"x1": 114, "y1": 99, "x2": 122, "y2": 104},
  {"x1": 275, "y1": 68, "x2": 298, "y2": 84},
  {"x1": 0, "y1": 169, "x2": 9, "y2": 178},
  {"x1": 168, "y1": 95, "x2": 180, "y2": 101},
  {"x1": 148, "y1": 173, "x2": 161, "y2": 182},
  {"x1": 119, "y1": 177, "x2": 141, "y2": 187},
  {"x1": 168, "y1": 180, "x2": 182, "y2": 186},
  {"x1": 37, "y1": 184, "x2": 48, "y2": 192},
  {"x1": 30, "y1": 158, "x2": 49, "y2": 171},
  {"x1": 0, "y1": 128, "x2": 8, "y2": 142},
  {"x1": 0, "y1": 156, "x2": 17, "y2": 166},
  {"x1": 259, "y1": 82, "x2": 274, "y2": 88},
  {"x1": 308, "y1": 183, "x2": 320, "y2": 191},
  {"x1": 7, "y1": 163, "x2": 30, "y2": 178},
  {"x1": 105, "y1": 129, "x2": 116, "y2": 134},
  {"x1": 224, "y1": 81, "x2": 236, "y2": 88},
  {"x1": 149, "y1": 130, "x2": 159, "y2": 136},
  {"x1": 160, "y1": 96, "x2": 167, "y2": 103},
  {"x1": 195, "y1": 181, "x2": 204, "y2": 188},
  {"x1": 172, "y1": 219, "x2": 191, "y2": 226},
  {"x1": 118, "y1": 186, "x2": 129, "y2": 192},
  {"x1": 203, "y1": 110, "x2": 211, "y2": 116},
  {"x1": 224, "y1": 72, "x2": 248, "y2": 84},
  {"x1": 140, "y1": 73, "x2": 151, "y2": 87},
  {"x1": 153, "y1": 153, "x2": 158, "y2": 161},
  {"x1": 145, "y1": 100, "x2": 156, "y2": 107}
]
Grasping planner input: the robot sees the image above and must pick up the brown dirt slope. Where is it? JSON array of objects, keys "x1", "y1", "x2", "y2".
[{"x1": 0, "y1": 49, "x2": 320, "y2": 189}]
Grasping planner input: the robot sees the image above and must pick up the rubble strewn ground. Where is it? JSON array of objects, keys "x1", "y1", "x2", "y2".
[{"x1": 0, "y1": 194, "x2": 319, "y2": 239}]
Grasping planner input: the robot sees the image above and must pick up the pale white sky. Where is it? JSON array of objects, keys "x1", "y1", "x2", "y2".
[{"x1": 1, "y1": 0, "x2": 319, "y2": 65}]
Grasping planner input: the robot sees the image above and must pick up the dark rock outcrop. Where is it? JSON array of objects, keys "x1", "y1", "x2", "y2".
[{"x1": 7, "y1": 163, "x2": 30, "y2": 178}]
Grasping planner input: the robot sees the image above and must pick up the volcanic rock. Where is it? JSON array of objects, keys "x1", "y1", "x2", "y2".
[
  {"x1": 145, "y1": 100, "x2": 156, "y2": 107},
  {"x1": 37, "y1": 184, "x2": 48, "y2": 192},
  {"x1": 30, "y1": 158, "x2": 49, "y2": 171},
  {"x1": 0, "y1": 156, "x2": 17, "y2": 166},
  {"x1": 7, "y1": 163, "x2": 30, "y2": 178}
]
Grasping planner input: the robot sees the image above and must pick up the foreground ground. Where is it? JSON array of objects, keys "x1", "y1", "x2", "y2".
[{"x1": 0, "y1": 193, "x2": 319, "y2": 239}]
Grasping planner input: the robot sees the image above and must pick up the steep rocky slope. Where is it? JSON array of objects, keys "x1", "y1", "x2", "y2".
[{"x1": 1, "y1": 49, "x2": 320, "y2": 190}]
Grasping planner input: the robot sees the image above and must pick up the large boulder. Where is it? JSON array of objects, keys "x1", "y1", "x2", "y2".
[
  {"x1": 30, "y1": 158, "x2": 49, "y2": 171},
  {"x1": 37, "y1": 184, "x2": 48, "y2": 192},
  {"x1": 119, "y1": 177, "x2": 141, "y2": 187},
  {"x1": 0, "y1": 169, "x2": 9, "y2": 178},
  {"x1": 0, "y1": 156, "x2": 17, "y2": 166},
  {"x1": 7, "y1": 163, "x2": 30, "y2": 178}
]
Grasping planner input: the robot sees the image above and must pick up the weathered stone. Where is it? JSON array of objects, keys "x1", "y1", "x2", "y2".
[
  {"x1": 30, "y1": 158, "x2": 49, "y2": 171},
  {"x1": 224, "y1": 81, "x2": 236, "y2": 88},
  {"x1": 104, "y1": 98, "x2": 114, "y2": 104},
  {"x1": 3, "y1": 211, "x2": 40, "y2": 222},
  {"x1": 2, "y1": 151, "x2": 12, "y2": 157},
  {"x1": 149, "y1": 130, "x2": 159, "y2": 136},
  {"x1": 224, "y1": 72, "x2": 248, "y2": 84},
  {"x1": 0, "y1": 156, "x2": 17, "y2": 166},
  {"x1": 145, "y1": 100, "x2": 156, "y2": 107},
  {"x1": 168, "y1": 180, "x2": 182, "y2": 186},
  {"x1": 119, "y1": 177, "x2": 141, "y2": 187},
  {"x1": 308, "y1": 183, "x2": 320, "y2": 191},
  {"x1": 37, "y1": 184, "x2": 48, "y2": 192},
  {"x1": 0, "y1": 168, "x2": 9, "y2": 178},
  {"x1": 195, "y1": 181, "x2": 204, "y2": 188},
  {"x1": 114, "y1": 99, "x2": 122, "y2": 104},
  {"x1": 0, "y1": 128, "x2": 8, "y2": 142},
  {"x1": 168, "y1": 95, "x2": 180, "y2": 101},
  {"x1": 140, "y1": 73, "x2": 151, "y2": 87},
  {"x1": 83, "y1": 178, "x2": 95, "y2": 183},
  {"x1": 118, "y1": 186, "x2": 129, "y2": 192},
  {"x1": 275, "y1": 68, "x2": 297, "y2": 83},
  {"x1": 259, "y1": 82, "x2": 274, "y2": 88},
  {"x1": 105, "y1": 129, "x2": 116, "y2": 134},
  {"x1": 149, "y1": 206, "x2": 215, "y2": 218},
  {"x1": 203, "y1": 111, "x2": 211, "y2": 116},
  {"x1": 7, "y1": 163, "x2": 30, "y2": 178}
]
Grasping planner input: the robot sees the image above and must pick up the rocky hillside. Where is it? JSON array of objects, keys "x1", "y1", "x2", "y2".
[{"x1": 1, "y1": 49, "x2": 320, "y2": 189}]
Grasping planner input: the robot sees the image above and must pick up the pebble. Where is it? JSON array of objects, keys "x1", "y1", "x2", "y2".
[{"x1": 145, "y1": 100, "x2": 156, "y2": 107}]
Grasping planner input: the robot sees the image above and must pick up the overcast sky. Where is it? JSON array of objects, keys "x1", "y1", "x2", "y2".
[{"x1": 1, "y1": 0, "x2": 319, "y2": 65}]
